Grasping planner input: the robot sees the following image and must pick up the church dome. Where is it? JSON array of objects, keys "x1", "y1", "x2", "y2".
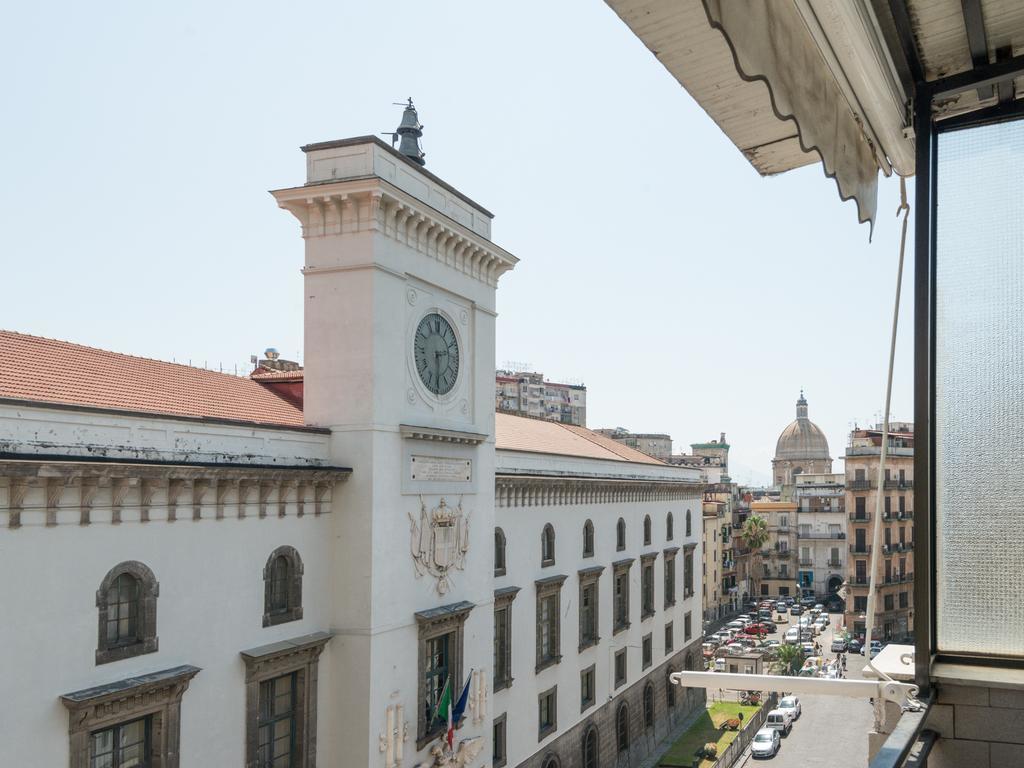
[{"x1": 774, "y1": 392, "x2": 830, "y2": 460}]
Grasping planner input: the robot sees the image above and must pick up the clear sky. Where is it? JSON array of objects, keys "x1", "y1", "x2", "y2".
[{"x1": 1, "y1": 0, "x2": 913, "y2": 484}]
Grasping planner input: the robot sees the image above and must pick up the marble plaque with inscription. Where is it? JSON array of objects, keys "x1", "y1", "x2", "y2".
[{"x1": 411, "y1": 455, "x2": 472, "y2": 482}]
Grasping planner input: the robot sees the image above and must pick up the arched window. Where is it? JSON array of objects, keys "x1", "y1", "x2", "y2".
[
  {"x1": 685, "y1": 652, "x2": 694, "y2": 671},
  {"x1": 582, "y1": 724, "x2": 599, "y2": 768},
  {"x1": 263, "y1": 545, "x2": 304, "y2": 627},
  {"x1": 616, "y1": 702, "x2": 630, "y2": 753},
  {"x1": 96, "y1": 561, "x2": 159, "y2": 664},
  {"x1": 643, "y1": 515, "x2": 652, "y2": 546},
  {"x1": 643, "y1": 682, "x2": 655, "y2": 729},
  {"x1": 541, "y1": 524, "x2": 556, "y2": 566},
  {"x1": 495, "y1": 527, "x2": 507, "y2": 576},
  {"x1": 666, "y1": 511, "x2": 674, "y2": 541},
  {"x1": 666, "y1": 667, "x2": 677, "y2": 708},
  {"x1": 541, "y1": 755, "x2": 560, "y2": 768},
  {"x1": 582, "y1": 520, "x2": 595, "y2": 558},
  {"x1": 685, "y1": 509, "x2": 692, "y2": 537},
  {"x1": 616, "y1": 518, "x2": 626, "y2": 551}
]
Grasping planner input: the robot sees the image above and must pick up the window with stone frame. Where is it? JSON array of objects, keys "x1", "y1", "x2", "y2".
[
  {"x1": 665, "y1": 621, "x2": 674, "y2": 653},
  {"x1": 614, "y1": 648, "x2": 627, "y2": 688},
  {"x1": 95, "y1": 561, "x2": 159, "y2": 665},
  {"x1": 240, "y1": 633, "x2": 329, "y2": 768},
  {"x1": 493, "y1": 713, "x2": 507, "y2": 768},
  {"x1": 683, "y1": 546, "x2": 695, "y2": 598},
  {"x1": 616, "y1": 517, "x2": 626, "y2": 551},
  {"x1": 494, "y1": 587, "x2": 519, "y2": 692},
  {"x1": 582, "y1": 724, "x2": 599, "y2": 768},
  {"x1": 578, "y1": 566, "x2": 603, "y2": 651},
  {"x1": 541, "y1": 524, "x2": 556, "y2": 567},
  {"x1": 884, "y1": 593, "x2": 895, "y2": 611},
  {"x1": 685, "y1": 611, "x2": 692, "y2": 642},
  {"x1": 643, "y1": 682, "x2": 655, "y2": 729},
  {"x1": 666, "y1": 666, "x2": 677, "y2": 708},
  {"x1": 536, "y1": 575, "x2": 566, "y2": 672},
  {"x1": 854, "y1": 595, "x2": 868, "y2": 612},
  {"x1": 61, "y1": 665, "x2": 199, "y2": 768},
  {"x1": 580, "y1": 664, "x2": 596, "y2": 712},
  {"x1": 641, "y1": 552, "x2": 657, "y2": 620},
  {"x1": 538, "y1": 685, "x2": 557, "y2": 741},
  {"x1": 642, "y1": 633, "x2": 653, "y2": 670},
  {"x1": 666, "y1": 511, "x2": 674, "y2": 541},
  {"x1": 582, "y1": 519, "x2": 595, "y2": 558},
  {"x1": 686, "y1": 509, "x2": 692, "y2": 537},
  {"x1": 613, "y1": 559, "x2": 633, "y2": 634},
  {"x1": 263, "y1": 545, "x2": 304, "y2": 627},
  {"x1": 415, "y1": 602, "x2": 472, "y2": 748},
  {"x1": 616, "y1": 701, "x2": 630, "y2": 752},
  {"x1": 643, "y1": 515, "x2": 652, "y2": 545},
  {"x1": 663, "y1": 547, "x2": 678, "y2": 608},
  {"x1": 495, "y1": 527, "x2": 507, "y2": 577}
]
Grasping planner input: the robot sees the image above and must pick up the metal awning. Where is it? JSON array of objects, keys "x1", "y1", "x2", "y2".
[{"x1": 605, "y1": 0, "x2": 1024, "y2": 230}]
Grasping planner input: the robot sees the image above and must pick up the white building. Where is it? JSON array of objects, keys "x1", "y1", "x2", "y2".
[
  {"x1": 495, "y1": 370, "x2": 587, "y2": 427},
  {"x1": 0, "y1": 123, "x2": 702, "y2": 768},
  {"x1": 792, "y1": 473, "x2": 847, "y2": 600}
]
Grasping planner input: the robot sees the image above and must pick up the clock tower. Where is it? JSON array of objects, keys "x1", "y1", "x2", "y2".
[{"x1": 272, "y1": 114, "x2": 517, "y2": 765}]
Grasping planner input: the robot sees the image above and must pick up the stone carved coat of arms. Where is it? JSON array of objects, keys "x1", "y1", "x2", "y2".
[{"x1": 409, "y1": 497, "x2": 470, "y2": 595}]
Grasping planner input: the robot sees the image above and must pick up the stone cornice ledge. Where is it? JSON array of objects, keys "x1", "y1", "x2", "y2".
[{"x1": 400, "y1": 424, "x2": 488, "y2": 446}]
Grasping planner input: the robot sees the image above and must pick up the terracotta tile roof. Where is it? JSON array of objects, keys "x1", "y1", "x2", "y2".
[
  {"x1": 250, "y1": 368, "x2": 305, "y2": 382},
  {"x1": 0, "y1": 330, "x2": 307, "y2": 428},
  {"x1": 495, "y1": 412, "x2": 665, "y2": 465}
]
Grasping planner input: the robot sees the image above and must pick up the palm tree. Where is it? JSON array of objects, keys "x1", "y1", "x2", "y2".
[
  {"x1": 774, "y1": 643, "x2": 804, "y2": 676},
  {"x1": 741, "y1": 515, "x2": 769, "y2": 599}
]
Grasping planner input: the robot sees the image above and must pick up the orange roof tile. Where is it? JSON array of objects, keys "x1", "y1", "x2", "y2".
[
  {"x1": 495, "y1": 412, "x2": 664, "y2": 465},
  {"x1": 0, "y1": 331, "x2": 307, "y2": 428}
]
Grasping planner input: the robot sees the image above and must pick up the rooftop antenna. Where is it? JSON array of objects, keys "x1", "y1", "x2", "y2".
[{"x1": 381, "y1": 98, "x2": 426, "y2": 166}]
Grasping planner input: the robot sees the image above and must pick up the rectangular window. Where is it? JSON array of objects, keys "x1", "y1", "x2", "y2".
[
  {"x1": 684, "y1": 611, "x2": 692, "y2": 641},
  {"x1": 258, "y1": 673, "x2": 297, "y2": 768},
  {"x1": 899, "y1": 591, "x2": 909, "y2": 609},
  {"x1": 665, "y1": 621, "x2": 674, "y2": 653},
  {"x1": 535, "y1": 576, "x2": 565, "y2": 672},
  {"x1": 423, "y1": 633, "x2": 451, "y2": 739},
  {"x1": 779, "y1": 515, "x2": 788, "y2": 528},
  {"x1": 854, "y1": 596, "x2": 868, "y2": 612},
  {"x1": 614, "y1": 648, "x2": 627, "y2": 688},
  {"x1": 855, "y1": 497, "x2": 866, "y2": 517},
  {"x1": 642, "y1": 633, "x2": 653, "y2": 669},
  {"x1": 641, "y1": 562, "x2": 655, "y2": 619},
  {"x1": 899, "y1": 495, "x2": 906, "y2": 513},
  {"x1": 664, "y1": 556, "x2": 676, "y2": 607},
  {"x1": 884, "y1": 496, "x2": 891, "y2": 516},
  {"x1": 493, "y1": 714, "x2": 507, "y2": 768},
  {"x1": 580, "y1": 665, "x2": 596, "y2": 712},
  {"x1": 494, "y1": 605, "x2": 512, "y2": 691},
  {"x1": 538, "y1": 686, "x2": 557, "y2": 740},
  {"x1": 779, "y1": 564, "x2": 788, "y2": 579},
  {"x1": 90, "y1": 717, "x2": 150, "y2": 768},
  {"x1": 683, "y1": 552, "x2": 694, "y2": 597},
  {"x1": 579, "y1": 581, "x2": 598, "y2": 650},
  {"x1": 884, "y1": 594, "x2": 895, "y2": 611},
  {"x1": 613, "y1": 563, "x2": 631, "y2": 633},
  {"x1": 856, "y1": 560, "x2": 867, "y2": 582}
]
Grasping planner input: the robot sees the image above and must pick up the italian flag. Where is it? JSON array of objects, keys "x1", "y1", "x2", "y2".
[{"x1": 433, "y1": 672, "x2": 473, "y2": 749}]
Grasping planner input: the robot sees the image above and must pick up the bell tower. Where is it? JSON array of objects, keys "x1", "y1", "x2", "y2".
[{"x1": 272, "y1": 106, "x2": 517, "y2": 765}]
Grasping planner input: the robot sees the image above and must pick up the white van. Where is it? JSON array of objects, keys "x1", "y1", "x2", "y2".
[{"x1": 765, "y1": 708, "x2": 794, "y2": 736}]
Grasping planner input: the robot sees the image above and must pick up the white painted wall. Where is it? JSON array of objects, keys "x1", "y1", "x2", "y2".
[{"x1": 493, "y1": 453, "x2": 702, "y2": 768}]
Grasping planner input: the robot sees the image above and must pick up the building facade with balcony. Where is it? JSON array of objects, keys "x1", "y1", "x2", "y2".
[
  {"x1": 843, "y1": 424, "x2": 915, "y2": 642},
  {"x1": 595, "y1": 429, "x2": 673, "y2": 461},
  {"x1": 792, "y1": 474, "x2": 847, "y2": 601},
  {"x1": 495, "y1": 370, "x2": 587, "y2": 426},
  {"x1": 751, "y1": 500, "x2": 799, "y2": 599}
]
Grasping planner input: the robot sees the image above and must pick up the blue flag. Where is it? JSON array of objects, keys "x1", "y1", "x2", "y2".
[{"x1": 452, "y1": 670, "x2": 473, "y2": 725}]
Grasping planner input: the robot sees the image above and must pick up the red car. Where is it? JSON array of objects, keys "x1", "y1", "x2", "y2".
[{"x1": 742, "y1": 622, "x2": 773, "y2": 636}]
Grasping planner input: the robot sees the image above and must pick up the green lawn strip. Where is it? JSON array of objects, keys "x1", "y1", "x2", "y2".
[{"x1": 657, "y1": 701, "x2": 761, "y2": 767}]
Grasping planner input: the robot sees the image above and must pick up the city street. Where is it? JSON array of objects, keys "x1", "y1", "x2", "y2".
[{"x1": 734, "y1": 612, "x2": 875, "y2": 768}]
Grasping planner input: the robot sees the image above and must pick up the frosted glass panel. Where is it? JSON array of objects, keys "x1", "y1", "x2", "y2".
[{"x1": 935, "y1": 119, "x2": 1024, "y2": 657}]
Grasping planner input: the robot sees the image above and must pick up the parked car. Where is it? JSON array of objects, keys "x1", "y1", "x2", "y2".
[
  {"x1": 789, "y1": 604, "x2": 803, "y2": 616},
  {"x1": 814, "y1": 603, "x2": 825, "y2": 612},
  {"x1": 713, "y1": 657, "x2": 726, "y2": 672},
  {"x1": 783, "y1": 596, "x2": 795, "y2": 606},
  {"x1": 727, "y1": 620, "x2": 745, "y2": 631},
  {"x1": 725, "y1": 643, "x2": 747, "y2": 655},
  {"x1": 765, "y1": 709, "x2": 794, "y2": 736},
  {"x1": 848, "y1": 638, "x2": 863, "y2": 654},
  {"x1": 713, "y1": 631, "x2": 731, "y2": 644},
  {"x1": 751, "y1": 728, "x2": 781, "y2": 758},
  {"x1": 758, "y1": 609, "x2": 774, "y2": 621},
  {"x1": 800, "y1": 595, "x2": 816, "y2": 607},
  {"x1": 831, "y1": 638, "x2": 848, "y2": 653},
  {"x1": 800, "y1": 642, "x2": 816, "y2": 656},
  {"x1": 784, "y1": 628, "x2": 800, "y2": 643},
  {"x1": 799, "y1": 628, "x2": 814, "y2": 642},
  {"x1": 777, "y1": 696, "x2": 801, "y2": 720},
  {"x1": 869, "y1": 641, "x2": 883, "y2": 659},
  {"x1": 775, "y1": 601, "x2": 788, "y2": 613}
]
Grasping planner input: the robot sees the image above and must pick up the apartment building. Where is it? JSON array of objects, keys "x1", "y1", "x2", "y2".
[
  {"x1": 752, "y1": 500, "x2": 799, "y2": 598},
  {"x1": 596, "y1": 428, "x2": 673, "y2": 461},
  {"x1": 495, "y1": 371, "x2": 587, "y2": 426},
  {"x1": 844, "y1": 424, "x2": 915, "y2": 642},
  {"x1": 792, "y1": 473, "x2": 847, "y2": 601}
]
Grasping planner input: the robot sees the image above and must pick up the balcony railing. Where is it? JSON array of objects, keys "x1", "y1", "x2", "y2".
[
  {"x1": 827, "y1": 559, "x2": 841, "y2": 567},
  {"x1": 876, "y1": 572, "x2": 914, "y2": 587},
  {"x1": 775, "y1": 549, "x2": 792, "y2": 558},
  {"x1": 849, "y1": 513, "x2": 871, "y2": 523},
  {"x1": 850, "y1": 544, "x2": 872, "y2": 554},
  {"x1": 883, "y1": 479, "x2": 914, "y2": 489},
  {"x1": 800, "y1": 504, "x2": 846, "y2": 514},
  {"x1": 851, "y1": 575, "x2": 869, "y2": 586},
  {"x1": 847, "y1": 479, "x2": 874, "y2": 490},
  {"x1": 897, "y1": 510, "x2": 914, "y2": 520},
  {"x1": 798, "y1": 531, "x2": 846, "y2": 539},
  {"x1": 799, "y1": 558, "x2": 813, "y2": 567}
]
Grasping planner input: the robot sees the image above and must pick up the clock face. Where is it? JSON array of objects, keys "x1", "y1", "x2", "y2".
[{"x1": 414, "y1": 313, "x2": 460, "y2": 395}]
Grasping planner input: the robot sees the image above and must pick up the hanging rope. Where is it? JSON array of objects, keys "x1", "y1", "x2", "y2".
[{"x1": 862, "y1": 177, "x2": 920, "y2": 726}]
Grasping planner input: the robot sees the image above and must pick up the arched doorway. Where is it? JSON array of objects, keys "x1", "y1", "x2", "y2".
[{"x1": 827, "y1": 575, "x2": 843, "y2": 594}]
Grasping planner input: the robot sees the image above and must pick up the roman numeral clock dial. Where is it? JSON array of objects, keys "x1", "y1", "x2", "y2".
[{"x1": 413, "y1": 313, "x2": 460, "y2": 396}]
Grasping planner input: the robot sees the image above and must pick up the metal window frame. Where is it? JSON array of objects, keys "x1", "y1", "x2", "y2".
[{"x1": 913, "y1": 58, "x2": 1024, "y2": 692}]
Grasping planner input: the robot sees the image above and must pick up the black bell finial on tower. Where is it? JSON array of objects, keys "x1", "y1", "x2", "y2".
[{"x1": 395, "y1": 98, "x2": 425, "y2": 166}]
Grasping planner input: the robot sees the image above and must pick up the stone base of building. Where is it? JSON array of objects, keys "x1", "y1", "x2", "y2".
[{"x1": 515, "y1": 640, "x2": 706, "y2": 768}]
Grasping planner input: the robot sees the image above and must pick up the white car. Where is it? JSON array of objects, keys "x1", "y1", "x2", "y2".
[
  {"x1": 777, "y1": 696, "x2": 801, "y2": 720},
  {"x1": 751, "y1": 727, "x2": 781, "y2": 758},
  {"x1": 784, "y1": 628, "x2": 800, "y2": 643},
  {"x1": 765, "y1": 708, "x2": 794, "y2": 736}
]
